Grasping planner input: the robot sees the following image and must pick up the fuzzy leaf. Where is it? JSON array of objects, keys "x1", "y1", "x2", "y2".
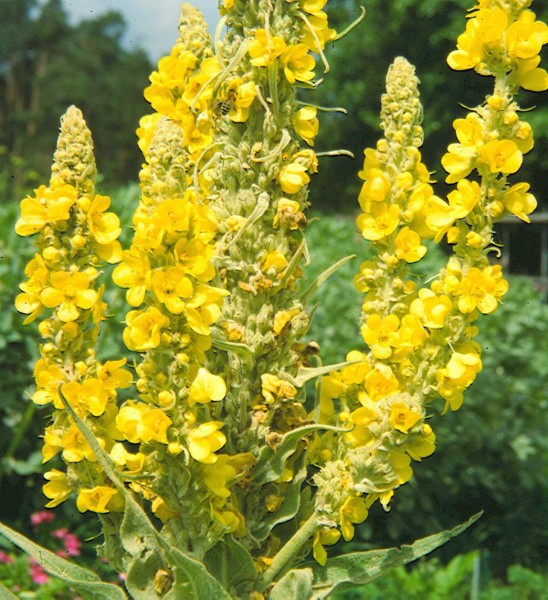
[
  {"x1": 125, "y1": 552, "x2": 166, "y2": 599},
  {"x1": 290, "y1": 360, "x2": 360, "y2": 387},
  {"x1": 253, "y1": 424, "x2": 347, "y2": 485},
  {"x1": 301, "y1": 255, "x2": 356, "y2": 302},
  {"x1": 59, "y1": 390, "x2": 163, "y2": 559},
  {"x1": 0, "y1": 522, "x2": 127, "y2": 599},
  {"x1": 252, "y1": 453, "x2": 308, "y2": 542},
  {"x1": 0, "y1": 581, "x2": 18, "y2": 599},
  {"x1": 308, "y1": 513, "x2": 482, "y2": 598},
  {"x1": 204, "y1": 536, "x2": 258, "y2": 597},
  {"x1": 268, "y1": 568, "x2": 313, "y2": 600},
  {"x1": 164, "y1": 547, "x2": 232, "y2": 600}
]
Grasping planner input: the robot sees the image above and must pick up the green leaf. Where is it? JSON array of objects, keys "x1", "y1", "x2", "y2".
[
  {"x1": 253, "y1": 423, "x2": 347, "y2": 485},
  {"x1": 164, "y1": 547, "x2": 232, "y2": 600},
  {"x1": 0, "y1": 522, "x2": 127, "y2": 599},
  {"x1": 0, "y1": 581, "x2": 18, "y2": 600},
  {"x1": 204, "y1": 536, "x2": 258, "y2": 597},
  {"x1": 290, "y1": 360, "x2": 360, "y2": 387},
  {"x1": 125, "y1": 552, "x2": 165, "y2": 600},
  {"x1": 268, "y1": 568, "x2": 313, "y2": 600},
  {"x1": 307, "y1": 513, "x2": 482, "y2": 598},
  {"x1": 252, "y1": 453, "x2": 308, "y2": 542},
  {"x1": 300, "y1": 254, "x2": 356, "y2": 303},
  {"x1": 59, "y1": 390, "x2": 162, "y2": 559}
]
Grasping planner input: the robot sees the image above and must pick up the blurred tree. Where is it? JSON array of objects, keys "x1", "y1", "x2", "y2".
[
  {"x1": 0, "y1": 0, "x2": 153, "y2": 200},
  {"x1": 312, "y1": 0, "x2": 548, "y2": 212}
]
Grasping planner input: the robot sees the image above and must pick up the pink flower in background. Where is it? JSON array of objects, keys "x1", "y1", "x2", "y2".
[
  {"x1": 29, "y1": 559, "x2": 48, "y2": 584},
  {"x1": 63, "y1": 533, "x2": 81, "y2": 556},
  {"x1": 0, "y1": 551, "x2": 13, "y2": 564},
  {"x1": 30, "y1": 511, "x2": 55, "y2": 527},
  {"x1": 52, "y1": 528, "x2": 81, "y2": 557},
  {"x1": 51, "y1": 527, "x2": 68, "y2": 539}
]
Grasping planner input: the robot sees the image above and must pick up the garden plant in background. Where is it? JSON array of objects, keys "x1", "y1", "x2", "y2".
[{"x1": 1, "y1": 0, "x2": 547, "y2": 598}]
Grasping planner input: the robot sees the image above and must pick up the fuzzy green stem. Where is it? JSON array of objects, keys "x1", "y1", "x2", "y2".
[{"x1": 258, "y1": 513, "x2": 320, "y2": 590}]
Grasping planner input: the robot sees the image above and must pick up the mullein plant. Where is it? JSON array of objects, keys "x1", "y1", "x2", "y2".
[{"x1": 2, "y1": 0, "x2": 546, "y2": 598}]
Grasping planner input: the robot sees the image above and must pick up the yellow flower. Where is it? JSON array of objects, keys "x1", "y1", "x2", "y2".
[
  {"x1": 356, "y1": 202, "x2": 400, "y2": 241},
  {"x1": 340, "y1": 496, "x2": 368, "y2": 542},
  {"x1": 447, "y1": 7, "x2": 507, "y2": 72},
  {"x1": 454, "y1": 265, "x2": 508, "y2": 314},
  {"x1": 261, "y1": 250, "x2": 288, "y2": 274},
  {"x1": 301, "y1": 11, "x2": 336, "y2": 52},
  {"x1": 61, "y1": 378, "x2": 110, "y2": 417},
  {"x1": 272, "y1": 308, "x2": 301, "y2": 335},
  {"x1": 189, "y1": 367, "x2": 227, "y2": 406},
  {"x1": 32, "y1": 359, "x2": 66, "y2": 408},
  {"x1": 222, "y1": 79, "x2": 256, "y2": 123},
  {"x1": 502, "y1": 182, "x2": 537, "y2": 222},
  {"x1": 478, "y1": 140, "x2": 522, "y2": 175},
  {"x1": 300, "y1": 0, "x2": 327, "y2": 13},
  {"x1": 281, "y1": 44, "x2": 315, "y2": 84},
  {"x1": 76, "y1": 486, "x2": 122, "y2": 514},
  {"x1": 293, "y1": 106, "x2": 319, "y2": 146},
  {"x1": 151, "y1": 266, "x2": 193, "y2": 315},
  {"x1": 202, "y1": 453, "x2": 253, "y2": 498},
  {"x1": 40, "y1": 270, "x2": 98, "y2": 322},
  {"x1": 344, "y1": 404, "x2": 380, "y2": 447},
  {"x1": 248, "y1": 29, "x2": 286, "y2": 67},
  {"x1": 358, "y1": 169, "x2": 392, "y2": 212},
  {"x1": 410, "y1": 289, "x2": 453, "y2": 330},
  {"x1": 278, "y1": 162, "x2": 310, "y2": 194},
  {"x1": 437, "y1": 341, "x2": 482, "y2": 411},
  {"x1": 441, "y1": 144, "x2": 476, "y2": 184},
  {"x1": 390, "y1": 450, "x2": 413, "y2": 484},
  {"x1": 112, "y1": 249, "x2": 151, "y2": 307},
  {"x1": 389, "y1": 402, "x2": 422, "y2": 433},
  {"x1": 116, "y1": 402, "x2": 172, "y2": 444},
  {"x1": 86, "y1": 194, "x2": 121, "y2": 245},
  {"x1": 97, "y1": 358, "x2": 133, "y2": 391},
  {"x1": 506, "y1": 10, "x2": 548, "y2": 60},
  {"x1": 514, "y1": 55, "x2": 548, "y2": 91},
  {"x1": 123, "y1": 306, "x2": 170, "y2": 351},
  {"x1": 395, "y1": 314, "x2": 427, "y2": 355},
  {"x1": 109, "y1": 443, "x2": 145, "y2": 474},
  {"x1": 15, "y1": 184, "x2": 76, "y2": 236},
  {"x1": 362, "y1": 364, "x2": 399, "y2": 402},
  {"x1": 42, "y1": 426, "x2": 63, "y2": 463},
  {"x1": 187, "y1": 421, "x2": 226, "y2": 464},
  {"x1": 340, "y1": 350, "x2": 371, "y2": 385},
  {"x1": 394, "y1": 227, "x2": 427, "y2": 263},
  {"x1": 312, "y1": 526, "x2": 341, "y2": 566},
  {"x1": 43, "y1": 469, "x2": 71, "y2": 508},
  {"x1": 261, "y1": 373, "x2": 297, "y2": 404},
  {"x1": 184, "y1": 284, "x2": 228, "y2": 336},
  {"x1": 407, "y1": 424, "x2": 436, "y2": 461},
  {"x1": 15, "y1": 254, "x2": 49, "y2": 323},
  {"x1": 60, "y1": 424, "x2": 99, "y2": 462},
  {"x1": 361, "y1": 314, "x2": 399, "y2": 360}
]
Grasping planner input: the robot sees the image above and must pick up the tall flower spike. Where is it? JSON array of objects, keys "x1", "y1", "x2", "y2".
[
  {"x1": 312, "y1": 58, "x2": 437, "y2": 562},
  {"x1": 15, "y1": 106, "x2": 127, "y2": 521}
]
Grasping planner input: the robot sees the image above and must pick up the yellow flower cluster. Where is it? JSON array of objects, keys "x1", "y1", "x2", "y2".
[
  {"x1": 311, "y1": 0, "x2": 545, "y2": 563},
  {"x1": 15, "y1": 0, "x2": 544, "y2": 586},
  {"x1": 15, "y1": 107, "x2": 129, "y2": 515},
  {"x1": 448, "y1": 0, "x2": 548, "y2": 90}
]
